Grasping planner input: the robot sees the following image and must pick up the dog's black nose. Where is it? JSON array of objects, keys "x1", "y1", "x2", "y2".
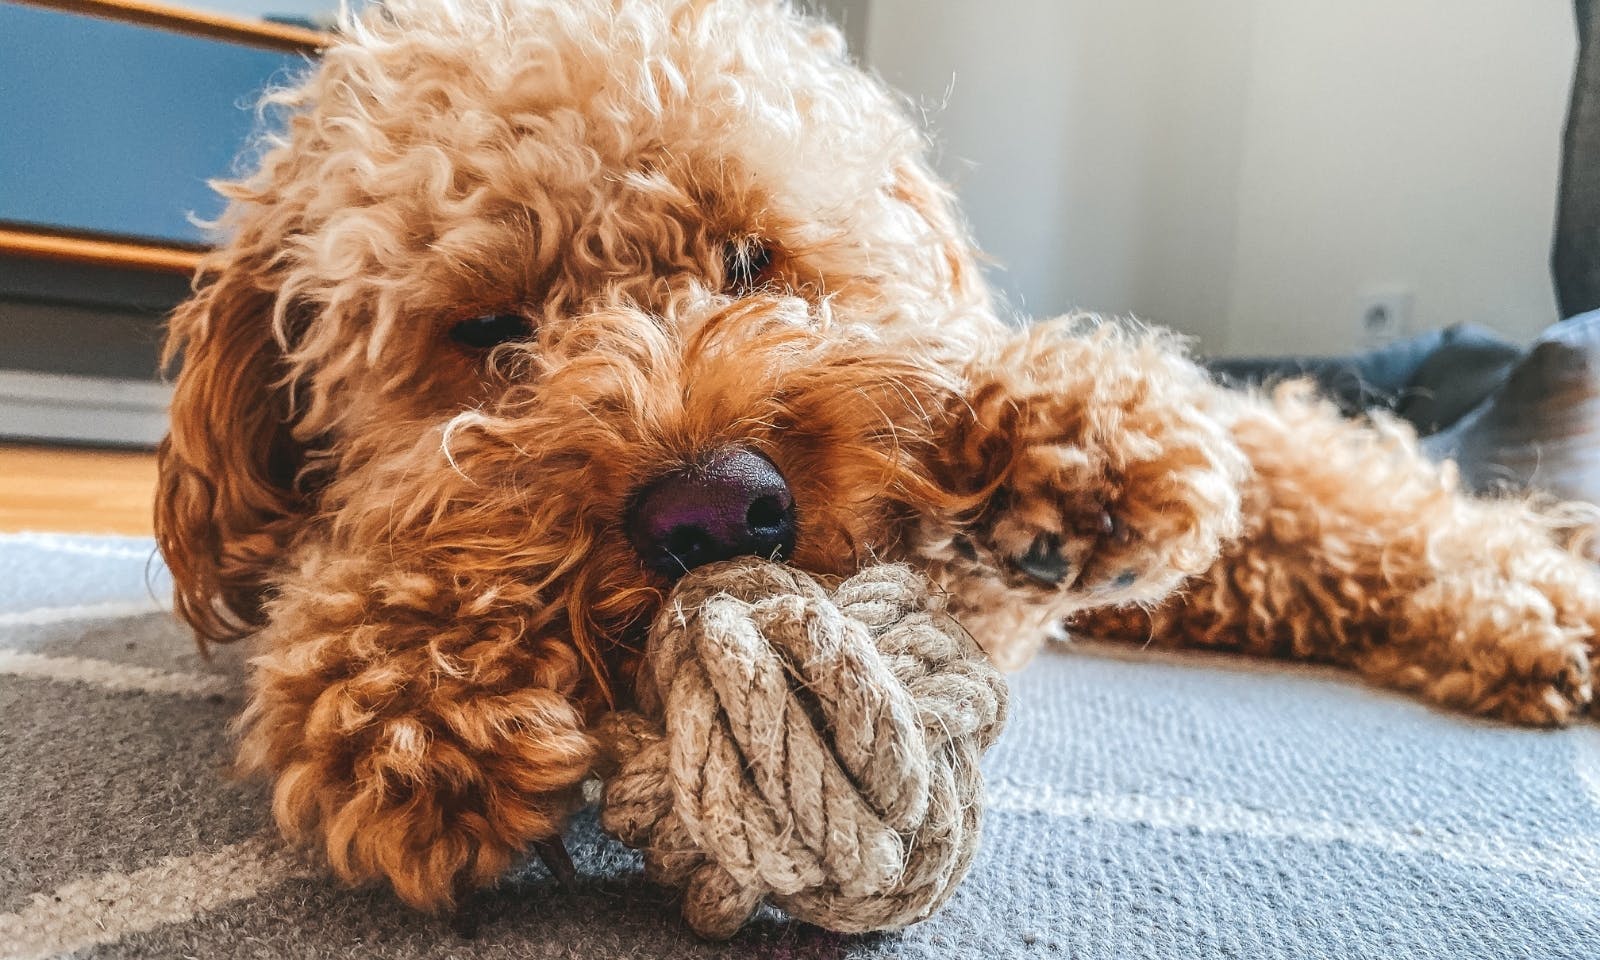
[{"x1": 627, "y1": 447, "x2": 797, "y2": 578}]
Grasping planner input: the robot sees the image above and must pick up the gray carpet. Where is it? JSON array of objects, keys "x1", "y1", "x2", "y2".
[{"x1": 3, "y1": 532, "x2": 1600, "y2": 959}]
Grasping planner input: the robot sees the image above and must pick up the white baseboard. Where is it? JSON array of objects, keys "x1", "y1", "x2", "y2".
[{"x1": 0, "y1": 370, "x2": 171, "y2": 448}]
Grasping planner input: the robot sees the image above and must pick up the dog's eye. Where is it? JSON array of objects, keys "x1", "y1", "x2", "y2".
[
  {"x1": 449, "y1": 313, "x2": 532, "y2": 349},
  {"x1": 722, "y1": 238, "x2": 775, "y2": 294}
]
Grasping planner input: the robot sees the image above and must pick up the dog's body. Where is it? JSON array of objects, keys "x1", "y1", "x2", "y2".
[{"x1": 157, "y1": 0, "x2": 1600, "y2": 910}]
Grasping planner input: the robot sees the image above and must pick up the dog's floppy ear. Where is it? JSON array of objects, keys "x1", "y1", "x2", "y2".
[{"x1": 156, "y1": 249, "x2": 307, "y2": 644}]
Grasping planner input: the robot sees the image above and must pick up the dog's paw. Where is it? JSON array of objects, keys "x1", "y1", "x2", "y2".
[
  {"x1": 1366, "y1": 598, "x2": 1595, "y2": 728},
  {"x1": 1441, "y1": 638, "x2": 1592, "y2": 727},
  {"x1": 955, "y1": 391, "x2": 1245, "y2": 610},
  {"x1": 919, "y1": 322, "x2": 1247, "y2": 621},
  {"x1": 964, "y1": 443, "x2": 1149, "y2": 600}
]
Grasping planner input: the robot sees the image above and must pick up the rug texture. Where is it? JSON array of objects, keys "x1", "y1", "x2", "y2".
[{"x1": 3, "y1": 532, "x2": 1599, "y2": 959}]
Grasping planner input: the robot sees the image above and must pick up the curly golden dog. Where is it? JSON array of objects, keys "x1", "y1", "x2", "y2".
[{"x1": 156, "y1": 0, "x2": 1600, "y2": 910}]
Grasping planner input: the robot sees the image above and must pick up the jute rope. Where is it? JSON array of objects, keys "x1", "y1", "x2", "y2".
[{"x1": 596, "y1": 559, "x2": 1009, "y2": 939}]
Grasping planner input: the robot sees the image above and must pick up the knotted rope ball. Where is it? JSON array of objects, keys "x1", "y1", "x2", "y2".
[{"x1": 595, "y1": 559, "x2": 1009, "y2": 939}]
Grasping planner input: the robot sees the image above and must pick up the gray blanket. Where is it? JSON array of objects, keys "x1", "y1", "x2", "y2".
[{"x1": 3, "y1": 532, "x2": 1597, "y2": 958}]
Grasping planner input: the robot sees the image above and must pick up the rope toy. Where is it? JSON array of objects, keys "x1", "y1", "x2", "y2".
[{"x1": 595, "y1": 558, "x2": 1009, "y2": 939}]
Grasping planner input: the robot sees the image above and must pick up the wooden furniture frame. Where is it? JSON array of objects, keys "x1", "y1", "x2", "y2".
[
  {"x1": 12, "y1": 0, "x2": 325, "y2": 54},
  {"x1": 0, "y1": 225, "x2": 205, "y2": 275}
]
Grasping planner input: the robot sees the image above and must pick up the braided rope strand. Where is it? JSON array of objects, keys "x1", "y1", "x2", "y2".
[{"x1": 597, "y1": 559, "x2": 1009, "y2": 939}]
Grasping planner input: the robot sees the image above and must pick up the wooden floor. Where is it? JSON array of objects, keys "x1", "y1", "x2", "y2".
[{"x1": 0, "y1": 443, "x2": 158, "y2": 536}]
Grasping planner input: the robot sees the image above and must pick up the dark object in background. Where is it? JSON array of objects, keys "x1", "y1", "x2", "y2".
[
  {"x1": 1392, "y1": 329, "x2": 1528, "y2": 435},
  {"x1": 1555, "y1": 0, "x2": 1600, "y2": 319},
  {"x1": 1425, "y1": 313, "x2": 1600, "y2": 506},
  {"x1": 1206, "y1": 313, "x2": 1600, "y2": 507},
  {"x1": 1206, "y1": 324, "x2": 1524, "y2": 435}
]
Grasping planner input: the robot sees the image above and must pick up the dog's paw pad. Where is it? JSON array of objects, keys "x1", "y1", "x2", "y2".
[
  {"x1": 978, "y1": 503, "x2": 1145, "y2": 599},
  {"x1": 1013, "y1": 533, "x2": 1071, "y2": 586}
]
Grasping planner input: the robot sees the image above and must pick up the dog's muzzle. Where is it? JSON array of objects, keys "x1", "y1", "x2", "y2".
[{"x1": 626, "y1": 446, "x2": 797, "y2": 579}]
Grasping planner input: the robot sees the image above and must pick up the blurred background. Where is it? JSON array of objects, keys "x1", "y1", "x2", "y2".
[
  {"x1": 857, "y1": 2, "x2": 1579, "y2": 356},
  {"x1": 0, "y1": 1, "x2": 1593, "y2": 490}
]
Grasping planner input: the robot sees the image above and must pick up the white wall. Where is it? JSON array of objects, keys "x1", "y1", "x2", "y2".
[
  {"x1": 865, "y1": 2, "x2": 1576, "y2": 355},
  {"x1": 1224, "y1": 1, "x2": 1575, "y2": 355},
  {"x1": 867, "y1": 1, "x2": 1250, "y2": 346}
]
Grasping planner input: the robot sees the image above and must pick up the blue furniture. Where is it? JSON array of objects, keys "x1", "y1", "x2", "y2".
[
  {"x1": 0, "y1": 0, "x2": 314, "y2": 446},
  {"x1": 0, "y1": 2, "x2": 308, "y2": 244}
]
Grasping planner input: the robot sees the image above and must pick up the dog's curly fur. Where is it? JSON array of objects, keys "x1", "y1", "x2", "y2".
[{"x1": 156, "y1": 0, "x2": 1600, "y2": 910}]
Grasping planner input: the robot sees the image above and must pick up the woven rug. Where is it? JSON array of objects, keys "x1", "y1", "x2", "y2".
[{"x1": 3, "y1": 531, "x2": 1599, "y2": 959}]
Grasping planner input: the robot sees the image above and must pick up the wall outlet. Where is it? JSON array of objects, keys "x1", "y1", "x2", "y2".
[{"x1": 1356, "y1": 287, "x2": 1414, "y2": 347}]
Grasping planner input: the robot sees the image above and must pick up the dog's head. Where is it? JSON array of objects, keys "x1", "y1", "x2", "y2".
[{"x1": 158, "y1": 0, "x2": 994, "y2": 693}]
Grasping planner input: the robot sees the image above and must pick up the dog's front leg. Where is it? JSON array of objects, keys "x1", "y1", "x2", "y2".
[
  {"x1": 1069, "y1": 385, "x2": 1599, "y2": 726},
  {"x1": 912, "y1": 318, "x2": 1247, "y2": 668},
  {"x1": 236, "y1": 550, "x2": 596, "y2": 909}
]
